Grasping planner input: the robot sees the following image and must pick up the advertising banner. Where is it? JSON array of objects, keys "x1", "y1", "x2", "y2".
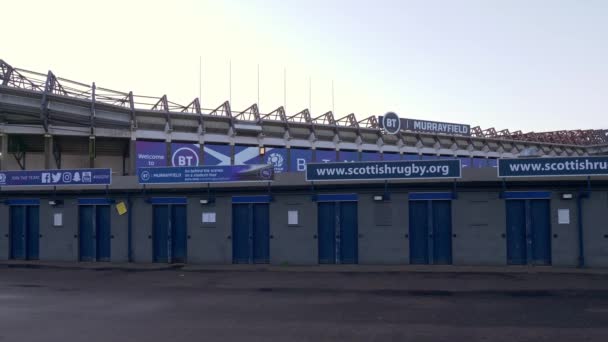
[
  {"x1": 0, "y1": 169, "x2": 112, "y2": 186},
  {"x1": 171, "y1": 143, "x2": 200, "y2": 167},
  {"x1": 498, "y1": 157, "x2": 608, "y2": 177},
  {"x1": 264, "y1": 148, "x2": 288, "y2": 173},
  {"x1": 306, "y1": 160, "x2": 461, "y2": 181},
  {"x1": 136, "y1": 141, "x2": 166, "y2": 168},
  {"x1": 203, "y1": 144, "x2": 232, "y2": 166},
  {"x1": 339, "y1": 150, "x2": 359, "y2": 162},
  {"x1": 315, "y1": 150, "x2": 337, "y2": 163},
  {"x1": 290, "y1": 148, "x2": 313, "y2": 172},
  {"x1": 138, "y1": 164, "x2": 274, "y2": 184},
  {"x1": 378, "y1": 112, "x2": 470, "y2": 136},
  {"x1": 234, "y1": 145, "x2": 261, "y2": 165}
]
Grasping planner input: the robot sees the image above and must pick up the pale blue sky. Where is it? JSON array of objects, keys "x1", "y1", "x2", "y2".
[{"x1": 2, "y1": 0, "x2": 607, "y2": 132}]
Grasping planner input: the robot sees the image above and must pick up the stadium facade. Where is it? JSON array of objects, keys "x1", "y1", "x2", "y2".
[{"x1": 1, "y1": 59, "x2": 608, "y2": 267}]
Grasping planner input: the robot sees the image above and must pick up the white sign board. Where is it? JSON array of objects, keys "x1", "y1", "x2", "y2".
[
  {"x1": 202, "y1": 212, "x2": 216, "y2": 224},
  {"x1": 53, "y1": 213, "x2": 63, "y2": 227},
  {"x1": 288, "y1": 210, "x2": 299, "y2": 225},
  {"x1": 558, "y1": 209, "x2": 570, "y2": 225}
]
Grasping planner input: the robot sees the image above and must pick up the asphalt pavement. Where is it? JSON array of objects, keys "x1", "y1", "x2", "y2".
[{"x1": 1, "y1": 266, "x2": 608, "y2": 341}]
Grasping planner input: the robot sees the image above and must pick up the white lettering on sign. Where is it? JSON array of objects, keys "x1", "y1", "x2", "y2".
[{"x1": 297, "y1": 158, "x2": 307, "y2": 171}]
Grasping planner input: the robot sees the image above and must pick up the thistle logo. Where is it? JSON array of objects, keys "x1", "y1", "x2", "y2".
[
  {"x1": 267, "y1": 152, "x2": 284, "y2": 170},
  {"x1": 172, "y1": 146, "x2": 199, "y2": 166},
  {"x1": 0, "y1": 173, "x2": 5, "y2": 184}
]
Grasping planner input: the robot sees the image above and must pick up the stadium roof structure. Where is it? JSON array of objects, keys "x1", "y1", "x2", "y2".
[{"x1": 1, "y1": 58, "x2": 607, "y2": 158}]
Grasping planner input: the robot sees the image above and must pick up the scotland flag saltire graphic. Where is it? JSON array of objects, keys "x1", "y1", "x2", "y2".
[{"x1": 203, "y1": 144, "x2": 232, "y2": 166}]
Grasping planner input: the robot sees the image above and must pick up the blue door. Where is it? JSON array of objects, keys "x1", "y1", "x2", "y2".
[
  {"x1": 318, "y1": 202, "x2": 336, "y2": 264},
  {"x1": 171, "y1": 205, "x2": 187, "y2": 264},
  {"x1": 232, "y1": 204, "x2": 250, "y2": 264},
  {"x1": 409, "y1": 201, "x2": 429, "y2": 264},
  {"x1": 79, "y1": 205, "x2": 111, "y2": 262},
  {"x1": 96, "y1": 206, "x2": 111, "y2": 262},
  {"x1": 10, "y1": 206, "x2": 26, "y2": 260},
  {"x1": 530, "y1": 200, "x2": 551, "y2": 265},
  {"x1": 506, "y1": 200, "x2": 527, "y2": 265},
  {"x1": 153, "y1": 204, "x2": 187, "y2": 263},
  {"x1": 432, "y1": 201, "x2": 452, "y2": 265},
  {"x1": 252, "y1": 204, "x2": 270, "y2": 264},
  {"x1": 505, "y1": 198, "x2": 551, "y2": 265},
  {"x1": 409, "y1": 197, "x2": 452, "y2": 265},
  {"x1": 317, "y1": 201, "x2": 358, "y2": 264},
  {"x1": 232, "y1": 203, "x2": 270, "y2": 264},
  {"x1": 339, "y1": 202, "x2": 358, "y2": 264},
  {"x1": 79, "y1": 206, "x2": 95, "y2": 261},
  {"x1": 10, "y1": 205, "x2": 39, "y2": 260},
  {"x1": 153, "y1": 205, "x2": 170, "y2": 263}
]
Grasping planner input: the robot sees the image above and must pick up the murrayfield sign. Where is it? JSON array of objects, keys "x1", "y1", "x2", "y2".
[
  {"x1": 138, "y1": 164, "x2": 274, "y2": 184},
  {"x1": 0, "y1": 169, "x2": 112, "y2": 186},
  {"x1": 498, "y1": 157, "x2": 608, "y2": 178},
  {"x1": 378, "y1": 112, "x2": 471, "y2": 136},
  {"x1": 306, "y1": 160, "x2": 461, "y2": 182}
]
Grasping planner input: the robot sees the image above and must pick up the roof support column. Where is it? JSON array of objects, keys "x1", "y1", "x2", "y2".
[
  {"x1": 129, "y1": 135, "x2": 137, "y2": 176},
  {"x1": 43, "y1": 134, "x2": 58, "y2": 169},
  {"x1": 88, "y1": 136, "x2": 96, "y2": 168}
]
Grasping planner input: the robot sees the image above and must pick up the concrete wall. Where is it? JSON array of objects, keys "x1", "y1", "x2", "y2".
[
  {"x1": 1, "y1": 188, "x2": 608, "y2": 267},
  {"x1": 452, "y1": 192, "x2": 506, "y2": 265},
  {"x1": 358, "y1": 193, "x2": 409, "y2": 264}
]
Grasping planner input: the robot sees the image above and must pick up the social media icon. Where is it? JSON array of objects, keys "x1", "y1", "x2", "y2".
[
  {"x1": 62, "y1": 172, "x2": 72, "y2": 183},
  {"x1": 41, "y1": 173, "x2": 51, "y2": 184}
]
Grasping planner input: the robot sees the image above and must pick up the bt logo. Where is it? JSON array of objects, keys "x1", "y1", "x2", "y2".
[{"x1": 172, "y1": 146, "x2": 200, "y2": 166}]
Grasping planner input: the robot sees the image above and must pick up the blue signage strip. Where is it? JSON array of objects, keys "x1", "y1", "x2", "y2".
[
  {"x1": 498, "y1": 157, "x2": 608, "y2": 178},
  {"x1": 409, "y1": 192, "x2": 454, "y2": 201},
  {"x1": 306, "y1": 160, "x2": 461, "y2": 181},
  {"x1": 0, "y1": 169, "x2": 111, "y2": 187},
  {"x1": 502, "y1": 191, "x2": 552, "y2": 200},
  {"x1": 138, "y1": 164, "x2": 274, "y2": 184}
]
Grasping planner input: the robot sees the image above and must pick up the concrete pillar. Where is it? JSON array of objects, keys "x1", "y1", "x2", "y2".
[
  {"x1": 0, "y1": 134, "x2": 6, "y2": 170},
  {"x1": 44, "y1": 134, "x2": 55, "y2": 169}
]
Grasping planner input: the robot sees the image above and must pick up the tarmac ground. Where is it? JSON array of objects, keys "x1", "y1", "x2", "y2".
[{"x1": 1, "y1": 263, "x2": 608, "y2": 342}]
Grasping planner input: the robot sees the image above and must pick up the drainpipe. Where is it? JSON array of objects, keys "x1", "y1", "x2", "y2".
[
  {"x1": 576, "y1": 193, "x2": 585, "y2": 268},
  {"x1": 127, "y1": 192, "x2": 133, "y2": 262},
  {"x1": 577, "y1": 177, "x2": 591, "y2": 268}
]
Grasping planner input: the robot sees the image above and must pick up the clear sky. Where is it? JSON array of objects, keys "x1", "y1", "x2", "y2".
[{"x1": 2, "y1": 0, "x2": 607, "y2": 132}]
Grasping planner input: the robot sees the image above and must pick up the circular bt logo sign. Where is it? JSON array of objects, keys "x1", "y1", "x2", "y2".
[
  {"x1": 172, "y1": 147, "x2": 200, "y2": 166},
  {"x1": 140, "y1": 170, "x2": 151, "y2": 181},
  {"x1": 382, "y1": 112, "x2": 401, "y2": 135}
]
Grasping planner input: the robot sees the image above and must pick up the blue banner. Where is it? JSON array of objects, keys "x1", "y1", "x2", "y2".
[
  {"x1": 362, "y1": 152, "x2": 382, "y2": 161},
  {"x1": 498, "y1": 157, "x2": 608, "y2": 177},
  {"x1": 203, "y1": 144, "x2": 231, "y2": 166},
  {"x1": 234, "y1": 145, "x2": 261, "y2": 165},
  {"x1": 264, "y1": 148, "x2": 288, "y2": 173},
  {"x1": 0, "y1": 169, "x2": 112, "y2": 186},
  {"x1": 315, "y1": 150, "x2": 336, "y2": 163},
  {"x1": 290, "y1": 148, "x2": 312, "y2": 172},
  {"x1": 138, "y1": 165, "x2": 274, "y2": 184},
  {"x1": 136, "y1": 141, "x2": 167, "y2": 168},
  {"x1": 171, "y1": 143, "x2": 200, "y2": 167},
  {"x1": 339, "y1": 150, "x2": 359, "y2": 162},
  {"x1": 306, "y1": 160, "x2": 461, "y2": 181}
]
